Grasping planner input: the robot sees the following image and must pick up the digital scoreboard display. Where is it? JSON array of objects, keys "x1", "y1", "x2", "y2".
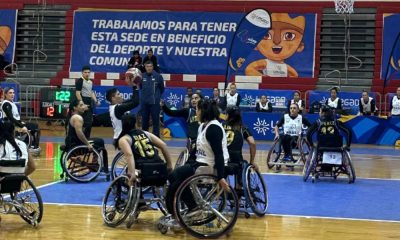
[{"x1": 40, "y1": 88, "x2": 73, "y2": 119}]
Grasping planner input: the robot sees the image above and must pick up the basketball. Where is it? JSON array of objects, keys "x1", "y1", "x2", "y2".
[{"x1": 125, "y1": 67, "x2": 142, "y2": 86}]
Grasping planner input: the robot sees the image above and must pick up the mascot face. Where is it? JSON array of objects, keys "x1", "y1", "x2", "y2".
[{"x1": 256, "y1": 13, "x2": 305, "y2": 62}]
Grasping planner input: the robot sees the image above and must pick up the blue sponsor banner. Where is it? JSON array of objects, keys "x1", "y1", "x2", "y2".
[
  {"x1": 162, "y1": 88, "x2": 294, "y2": 110},
  {"x1": 163, "y1": 87, "x2": 214, "y2": 109},
  {"x1": 239, "y1": 89, "x2": 295, "y2": 108},
  {"x1": 163, "y1": 112, "x2": 400, "y2": 145},
  {"x1": 381, "y1": 13, "x2": 400, "y2": 81},
  {"x1": 71, "y1": 10, "x2": 244, "y2": 74},
  {"x1": 0, "y1": 10, "x2": 17, "y2": 64},
  {"x1": 92, "y1": 86, "x2": 214, "y2": 114},
  {"x1": 308, "y1": 91, "x2": 378, "y2": 115}
]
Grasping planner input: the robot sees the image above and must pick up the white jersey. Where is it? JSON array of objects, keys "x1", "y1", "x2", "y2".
[
  {"x1": 283, "y1": 114, "x2": 303, "y2": 136},
  {"x1": 262, "y1": 59, "x2": 288, "y2": 77},
  {"x1": 360, "y1": 97, "x2": 373, "y2": 113},
  {"x1": 0, "y1": 139, "x2": 28, "y2": 174},
  {"x1": 290, "y1": 99, "x2": 303, "y2": 110},
  {"x1": 392, "y1": 96, "x2": 400, "y2": 115},
  {"x1": 196, "y1": 120, "x2": 229, "y2": 167},
  {"x1": 1, "y1": 100, "x2": 20, "y2": 120},
  {"x1": 257, "y1": 102, "x2": 270, "y2": 111},
  {"x1": 109, "y1": 104, "x2": 128, "y2": 139},
  {"x1": 327, "y1": 98, "x2": 339, "y2": 109},
  {"x1": 226, "y1": 93, "x2": 239, "y2": 107}
]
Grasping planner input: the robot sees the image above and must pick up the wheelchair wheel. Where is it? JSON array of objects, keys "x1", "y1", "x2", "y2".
[
  {"x1": 266, "y1": 140, "x2": 281, "y2": 169},
  {"x1": 344, "y1": 151, "x2": 356, "y2": 183},
  {"x1": 59, "y1": 148, "x2": 67, "y2": 180},
  {"x1": 102, "y1": 175, "x2": 137, "y2": 227},
  {"x1": 303, "y1": 149, "x2": 316, "y2": 182},
  {"x1": 175, "y1": 149, "x2": 189, "y2": 168},
  {"x1": 242, "y1": 164, "x2": 268, "y2": 216},
  {"x1": 299, "y1": 138, "x2": 311, "y2": 164},
  {"x1": 110, "y1": 153, "x2": 151, "y2": 193},
  {"x1": 110, "y1": 152, "x2": 126, "y2": 181},
  {"x1": 11, "y1": 177, "x2": 43, "y2": 226},
  {"x1": 174, "y1": 174, "x2": 239, "y2": 239},
  {"x1": 63, "y1": 145, "x2": 102, "y2": 183}
]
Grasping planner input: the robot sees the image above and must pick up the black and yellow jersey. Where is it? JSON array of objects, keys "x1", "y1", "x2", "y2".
[
  {"x1": 128, "y1": 129, "x2": 159, "y2": 161},
  {"x1": 223, "y1": 124, "x2": 252, "y2": 163}
]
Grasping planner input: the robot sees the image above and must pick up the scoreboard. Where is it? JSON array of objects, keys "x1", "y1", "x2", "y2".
[{"x1": 40, "y1": 88, "x2": 73, "y2": 119}]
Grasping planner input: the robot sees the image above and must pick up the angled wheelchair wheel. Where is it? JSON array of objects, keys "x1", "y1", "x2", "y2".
[
  {"x1": 303, "y1": 149, "x2": 316, "y2": 182},
  {"x1": 242, "y1": 164, "x2": 268, "y2": 216},
  {"x1": 63, "y1": 145, "x2": 102, "y2": 183},
  {"x1": 299, "y1": 138, "x2": 311, "y2": 164},
  {"x1": 110, "y1": 152, "x2": 126, "y2": 181},
  {"x1": 102, "y1": 175, "x2": 136, "y2": 227},
  {"x1": 344, "y1": 151, "x2": 356, "y2": 183},
  {"x1": 174, "y1": 174, "x2": 239, "y2": 239},
  {"x1": 110, "y1": 153, "x2": 151, "y2": 193},
  {"x1": 175, "y1": 149, "x2": 189, "y2": 168},
  {"x1": 266, "y1": 140, "x2": 281, "y2": 169},
  {"x1": 59, "y1": 146, "x2": 67, "y2": 180},
  {"x1": 10, "y1": 176, "x2": 43, "y2": 226}
]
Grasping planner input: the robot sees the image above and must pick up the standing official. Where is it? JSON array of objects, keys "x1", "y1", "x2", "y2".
[
  {"x1": 75, "y1": 66, "x2": 99, "y2": 138},
  {"x1": 140, "y1": 61, "x2": 164, "y2": 137}
]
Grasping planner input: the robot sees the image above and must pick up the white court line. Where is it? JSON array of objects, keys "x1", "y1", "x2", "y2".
[
  {"x1": 36, "y1": 180, "x2": 63, "y2": 189},
  {"x1": 266, "y1": 213, "x2": 400, "y2": 224},
  {"x1": 44, "y1": 202, "x2": 101, "y2": 207},
  {"x1": 261, "y1": 172, "x2": 400, "y2": 181},
  {"x1": 40, "y1": 202, "x2": 400, "y2": 224}
]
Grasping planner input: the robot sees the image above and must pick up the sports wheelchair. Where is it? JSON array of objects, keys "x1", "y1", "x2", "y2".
[
  {"x1": 59, "y1": 144, "x2": 110, "y2": 183},
  {"x1": 224, "y1": 161, "x2": 268, "y2": 218},
  {"x1": 110, "y1": 152, "x2": 152, "y2": 193},
  {"x1": 102, "y1": 162, "x2": 240, "y2": 239},
  {"x1": 303, "y1": 146, "x2": 356, "y2": 183},
  {"x1": 102, "y1": 159, "x2": 168, "y2": 229},
  {"x1": 267, "y1": 134, "x2": 311, "y2": 171},
  {"x1": 15, "y1": 130, "x2": 40, "y2": 157},
  {"x1": 0, "y1": 159, "x2": 43, "y2": 226}
]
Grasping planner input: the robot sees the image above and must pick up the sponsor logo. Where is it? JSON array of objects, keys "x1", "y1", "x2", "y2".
[
  {"x1": 253, "y1": 118, "x2": 270, "y2": 135},
  {"x1": 94, "y1": 91, "x2": 105, "y2": 104},
  {"x1": 249, "y1": 12, "x2": 270, "y2": 26},
  {"x1": 166, "y1": 92, "x2": 182, "y2": 107}
]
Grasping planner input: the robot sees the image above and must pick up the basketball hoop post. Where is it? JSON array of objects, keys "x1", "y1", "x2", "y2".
[{"x1": 334, "y1": 0, "x2": 355, "y2": 85}]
